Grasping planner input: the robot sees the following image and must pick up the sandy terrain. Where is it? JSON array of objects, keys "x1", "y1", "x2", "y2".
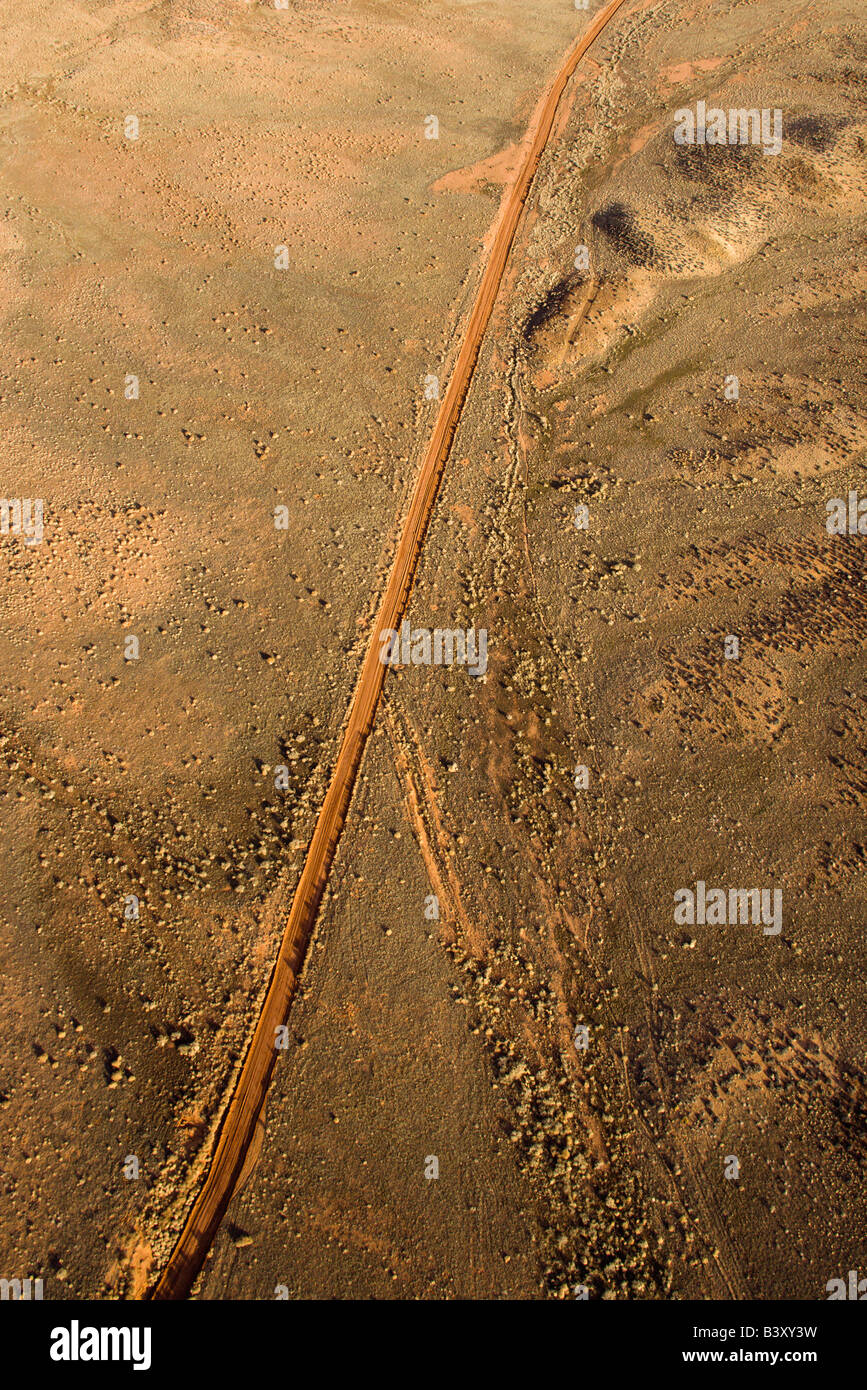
[{"x1": 0, "y1": 0, "x2": 864, "y2": 1300}]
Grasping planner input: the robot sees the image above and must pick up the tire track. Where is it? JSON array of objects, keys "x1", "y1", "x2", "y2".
[{"x1": 150, "y1": 0, "x2": 633, "y2": 1300}]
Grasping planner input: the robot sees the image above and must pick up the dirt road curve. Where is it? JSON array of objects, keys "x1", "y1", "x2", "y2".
[{"x1": 150, "y1": 0, "x2": 631, "y2": 1300}]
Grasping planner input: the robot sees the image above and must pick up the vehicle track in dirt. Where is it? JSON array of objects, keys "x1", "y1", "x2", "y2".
[{"x1": 150, "y1": 0, "x2": 633, "y2": 1300}]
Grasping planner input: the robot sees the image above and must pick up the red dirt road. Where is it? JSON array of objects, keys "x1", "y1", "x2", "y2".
[{"x1": 150, "y1": 0, "x2": 631, "y2": 1300}]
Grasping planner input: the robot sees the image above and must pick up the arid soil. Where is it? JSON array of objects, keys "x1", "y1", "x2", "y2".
[{"x1": 1, "y1": 0, "x2": 864, "y2": 1300}]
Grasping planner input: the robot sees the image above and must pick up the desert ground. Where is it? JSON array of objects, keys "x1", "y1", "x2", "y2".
[{"x1": 0, "y1": 0, "x2": 864, "y2": 1300}]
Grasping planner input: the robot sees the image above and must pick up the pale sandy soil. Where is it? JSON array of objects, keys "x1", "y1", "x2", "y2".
[
  {"x1": 0, "y1": 0, "x2": 578, "y2": 1297},
  {"x1": 1, "y1": 0, "x2": 864, "y2": 1300},
  {"x1": 195, "y1": 0, "x2": 867, "y2": 1300}
]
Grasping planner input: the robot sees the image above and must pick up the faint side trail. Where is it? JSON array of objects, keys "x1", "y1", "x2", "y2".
[{"x1": 150, "y1": 0, "x2": 632, "y2": 1301}]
